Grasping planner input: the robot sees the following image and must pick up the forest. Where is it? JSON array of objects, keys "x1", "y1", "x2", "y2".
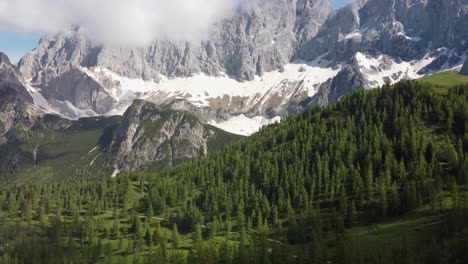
[{"x1": 0, "y1": 81, "x2": 467, "y2": 263}]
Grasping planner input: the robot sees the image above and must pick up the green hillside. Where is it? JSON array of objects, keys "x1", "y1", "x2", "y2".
[
  {"x1": 0, "y1": 107, "x2": 241, "y2": 187},
  {"x1": 0, "y1": 116, "x2": 120, "y2": 186},
  {"x1": 0, "y1": 81, "x2": 467, "y2": 263},
  {"x1": 417, "y1": 71, "x2": 468, "y2": 91}
]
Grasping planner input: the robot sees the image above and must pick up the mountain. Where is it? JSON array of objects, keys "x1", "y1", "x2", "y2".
[
  {"x1": 14, "y1": 0, "x2": 335, "y2": 133},
  {"x1": 0, "y1": 53, "x2": 239, "y2": 184},
  {"x1": 19, "y1": 0, "x2": 332, "y2": 82},
  {"x1": 13, "y1": 0, "x2": 467, "y2": 136},
  {"x1": 107, "y1": 100, "x2": 240, "y2": 172},
  {"x1": 0, "y1": 52, "x2": 33, "y2": 104},
  {"x1": 302, "y1": 0, "x2": 468, "y2": 102},
  {"x1": 0, "y1": 101, "x2": 238, "y2": 186},
  {"x1": 0, "y1": 52, "x2": 38, "y2": 144},
  {"x1": 1, "y1": 81, "x2": 466, "y2": 262}
]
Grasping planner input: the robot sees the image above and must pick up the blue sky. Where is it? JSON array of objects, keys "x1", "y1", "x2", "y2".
[
  {"x1": 0, "y1": 31, "x2": 41, "y2": 63},
  {"x1": 332, "y1": 0, "x2": 350, "y2": 7},
  {"x1": 0, "y1": 0, "x2": 351, "y2": 64}
]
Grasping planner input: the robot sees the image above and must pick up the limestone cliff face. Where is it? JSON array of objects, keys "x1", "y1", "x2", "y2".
[
  {"x1": 298, "y1": 0, "x2": 468, "y2": 63},
  {"x1": 10, "y1": 0, "x2": 468, "y2": 124},
  {"x1": 0, "y1": 52, "x2": 33, "y2": 104},
  {"x1": 41, "y1": 62, "x2": 117, "y2": 114},
  {"x1": 311, "y1": 62, "x2": 368, "y2": 106},
  {"x1": 18, "y1": 0, "x2": 332, "y2": 82},
  {"x1": 108, "y1": 100, "x2": 234, "y2": 171},
  {"x1": 0, "y1": 53, "x2": 37, "y2": 143},
  {"x1": 0, "y1": 53, "x2": 239, "y2": 179},
  {"x1": 15, "y1": 0, "x2": 332, "y2": 121}
]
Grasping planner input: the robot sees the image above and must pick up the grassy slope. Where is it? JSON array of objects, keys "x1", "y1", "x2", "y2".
[
  {"x1": 0, "y1": 80, "x2": 465, "y2": 262},
  {"x1": 1, "y1": 117, "x2": 120, "y2": 187},
  {"x1": 0, "y1": 179, "x2": 455, "y2": 263},
  {"x1": 1, "y1": 111, "x2": 241, "y2": 186},
  {"x1": 417, "y1": 71, "x2": 468, "y2": 91}
]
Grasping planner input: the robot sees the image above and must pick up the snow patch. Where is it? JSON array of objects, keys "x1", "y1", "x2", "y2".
[
  {"x1": 81, "y1": 146, "x2": 99, "y2": 160},
  {"x1": 209, "y1": 115, "x2": 281, "y2": 136},
  {"x1": 111, "y1": 166, "x2": 120, "y2": 178},
  {"x1": 344, "y1": 31, "x2": 362, "y2": 40},
  {"x1": 24, "y1": 83, "x2": 62, "y2": 116},
  {"x1": 355, "y1": 52, "x2": 436, "y2": 87},
  {"x1": 25, "y1": 80, "x2": 100, "y2": 120},
  {"x1": 84, "y1": 58, "x2": 339, "y2": 117},
  {"x1": 89, "y1": 153, "x2": 100, "y2": 166},
  {"x1": 48, "y1": 100, "x2": 99, "y2": 119}
]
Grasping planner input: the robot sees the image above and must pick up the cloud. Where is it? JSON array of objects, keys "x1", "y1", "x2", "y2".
[{"x1": 0, "y1": 0, "x2": 238, "y2": 46}]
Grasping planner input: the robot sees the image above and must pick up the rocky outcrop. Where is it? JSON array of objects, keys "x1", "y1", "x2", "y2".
[
  {"x1": 461, "y1": 59, "x2": 468, "y2": 76},
  {"x1": 0, "y1": 52, "x2": 33, "y2": 104},
  {"x1": 15, "y1": 0, "x2": 333, "y2": 121},
  {"x1": 311, "y1": 62, "x2": 368, "y2": 106},
  {"x1": 108, "y1": 100, "x2": 236, "y2": 171},
  {"x1": 11, "y1": 0, "x2": 468, "y2": 124},
  {"x1": 19, "y1": 0, "x2": 332, "y2": 82},
  {"x1": 297, "y1": 0, "x2": 468, "y2": 64},
  {"x1": 0, "y1": 53, "x2": 37, "y2": 143},
  {"x1": 41, "y1": 63, "x2": 117, "y2": 114}
]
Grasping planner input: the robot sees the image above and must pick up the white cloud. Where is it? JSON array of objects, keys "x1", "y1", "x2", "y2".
[{"x1": 0, "y1": 0, "x2": 238, "y2": 46}]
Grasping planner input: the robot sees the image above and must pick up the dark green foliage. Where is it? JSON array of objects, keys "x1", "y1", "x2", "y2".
[{"x1": 0, "y1": 82, "x2": 467, "y2": 263}]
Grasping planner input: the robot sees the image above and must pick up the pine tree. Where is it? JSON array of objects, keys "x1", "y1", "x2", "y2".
[{"x1": 172, "y1": 223, "x2": 180, "y2": 249}]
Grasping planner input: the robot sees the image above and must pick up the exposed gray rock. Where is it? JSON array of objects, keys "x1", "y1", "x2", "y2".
[
  {"x1": 15, "y1": 0, "x2": 332, "y2": 119},
  {"x1": 0, "y1": 52, "x2": 39, "y2": 143},
  {"x1": 19, "y1": 0, "x2": 332, "y2": 82},
  {"x1": 11, "y1": 0, "x2": 468, "y2": 125},
  {"x1": 163, "y1": 100, "x2": 233, "y2": 123},
  {"x1": 310, "y1": 62, "x2": 368, "y2": 106},
  {"x1": 298, "y1": 0, "x2": 468, "y2": 63},
  {"x1": 40, "y1": 62, "x2": 117, "y2": 114},
  {"x1": 0, "y1": 52, "x2": 33, "y2": 104},
  {"x1": 461, "y1": 59, "x2": 468, "y2": 76},
  {"x1": 18, "y1": 30, "x2": 100, "y2": 82},
  {"x1": 108, "y1": 100, "x2": 236, "y2": 171}
]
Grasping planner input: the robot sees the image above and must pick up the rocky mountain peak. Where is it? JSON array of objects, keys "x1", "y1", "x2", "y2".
[
  {"x1": 0, "y1": 52, "x2": 11, "y2": 65},
  {"x1": 18, "y1": 0, "x2": 333, "y2": 83},
  {"x1": 0, "y1": 52, "x2": 33, "y2": 104},
  {"x1": 3, "y1": 0, "x2": 467, "y2": 135},
  {"x1": 107, "y1": 100, "x2": 238, "y2": 171}
]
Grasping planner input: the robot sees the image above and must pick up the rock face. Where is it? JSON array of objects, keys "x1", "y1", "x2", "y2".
[
  {"x1": 0, "y1": 53, "x2": 37, "y2": 143},
  {"x1": 42, "y1": 63, "x2": 117, "y2": 114},
  {"x1": 19, "y1": 0, "x2": 332, "y2": 82},
  {"x1": 108, "y1": 100, "x2": 236, "y2": 171},
  {"x1": 311, "y1": 62, "x2": 368, "y2": 106},
  {"x1": 16, "y1": 0, "x2": 332, "y2": 122},
  {"x1": 295, "y1": 0, "x2": 468, "y2": 105},
  {"x1": 10, "y1": 0, "x2": 468, "y2": 132},
  {"x1": 0, "y1": 52, "x2": 33, "y2": 104},
  {"x1": 0, "y1": 52, "x2": 238, "y2": 178},
  {"x1": 298, "y1": 0, "x2": 468, "y2": 64},
  {"x1": 461, "y1": 59, "x2": 468, "y2": 76}
]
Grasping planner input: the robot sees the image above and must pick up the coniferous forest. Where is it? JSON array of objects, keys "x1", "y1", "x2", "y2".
[{"x1": 0, "y1": 81, "x2": 467, "y2": 263}]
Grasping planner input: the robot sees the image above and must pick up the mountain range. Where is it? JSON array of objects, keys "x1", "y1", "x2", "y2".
[{"x1": 1, "y1": 0, "x2": 468, "y2": 181}]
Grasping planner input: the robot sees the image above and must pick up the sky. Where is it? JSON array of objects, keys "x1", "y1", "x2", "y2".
[{"x1": 0, "y1": 0, "x2": 351, "y2": 64}]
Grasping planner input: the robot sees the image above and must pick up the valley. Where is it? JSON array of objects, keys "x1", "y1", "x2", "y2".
[
  {"x1": 0, "y1": 0, "x2": 467, "y2": 263},
  {"x1": 0, "y1": 80, "x2": 466, "y2": 263}
]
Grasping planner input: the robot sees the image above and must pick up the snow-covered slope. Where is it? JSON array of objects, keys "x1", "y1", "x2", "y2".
[
  {"x1": 36, "y1": 56, "x2": 341, "y2": 135},
  {"x1": 14, "y1": 0, "x2": 468, "y2": 136},
  {"x1": 22, "y1": 49, "x2": 467, "y2": 135},
  {"x1": 209, "y1": 115, "x2": 281, "y2": 136},
  {"x1": 354, "y1": 52, "x2": 435, "y2": 87}
]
